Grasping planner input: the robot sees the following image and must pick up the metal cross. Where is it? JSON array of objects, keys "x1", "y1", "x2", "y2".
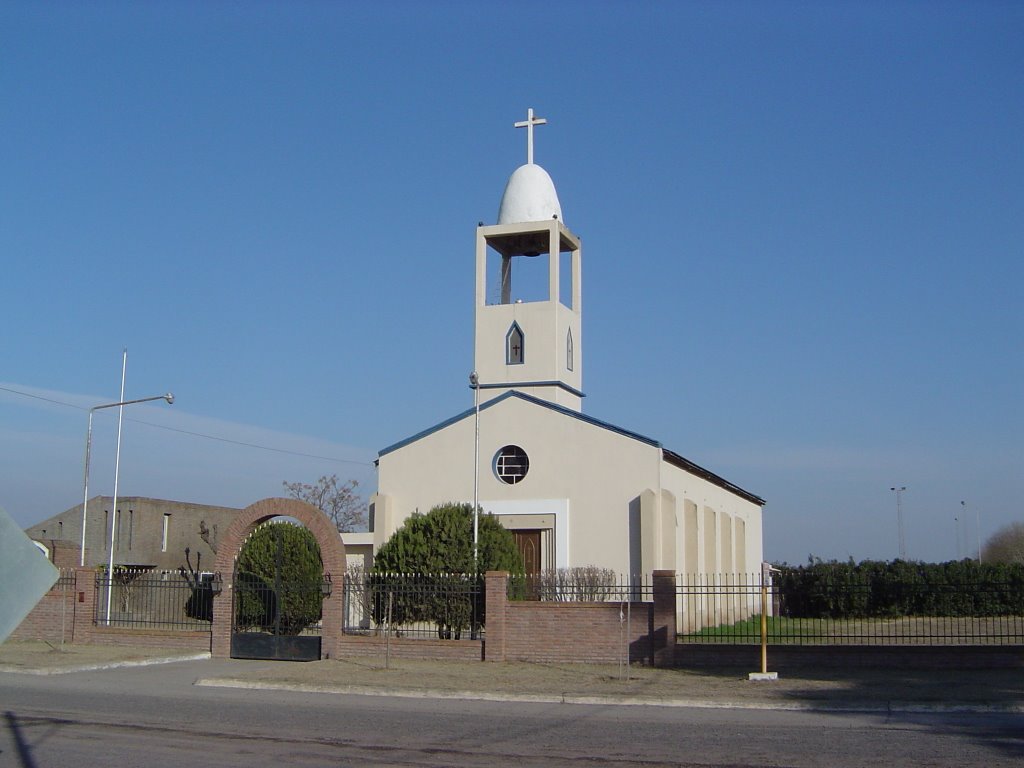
[{"x1": 514, "y1": 107, "x2": 547, "y2": 165}]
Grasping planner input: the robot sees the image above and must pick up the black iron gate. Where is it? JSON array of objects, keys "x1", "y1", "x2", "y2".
[{"x1": 230, "y1": 527, "x2": 327, "y2": 662}]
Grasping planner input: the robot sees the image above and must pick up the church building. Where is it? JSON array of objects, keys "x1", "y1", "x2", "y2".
[{"x1": 368, "y1": 109, "x2": 764, "y2": 578}]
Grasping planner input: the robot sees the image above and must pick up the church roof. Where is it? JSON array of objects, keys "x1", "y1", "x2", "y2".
[{"x1": 377, "y1": 390, "x2": 765, "y2": 507}]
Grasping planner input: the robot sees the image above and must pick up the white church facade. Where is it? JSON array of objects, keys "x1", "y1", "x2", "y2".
[{"x1": 367, "y1": 109, "x2": 764, "y2": 579}]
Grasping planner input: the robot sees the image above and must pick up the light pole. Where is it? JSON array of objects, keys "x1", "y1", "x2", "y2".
[
  {"x1": 890, "y1": 486, "x2": 907, "y2": 560},
  {"x1": 80, "y1": 392, "x2": 174, "y2": 566},
  {"x1": 469, "y1": 371, "x2": 480, "y2": 569},
  {"x1": 963, "y1": 500, "x2": 981, "y2": 563}
]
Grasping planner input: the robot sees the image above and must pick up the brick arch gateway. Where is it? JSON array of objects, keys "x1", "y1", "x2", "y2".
[{"x1": 210, "y1": 498, "x2": 346, "y2": 659}]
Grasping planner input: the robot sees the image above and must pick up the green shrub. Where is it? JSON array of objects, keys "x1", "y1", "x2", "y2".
[
  {"x1": 774, "y1": 559, "x2": 1024, "y2": 619},
  {"x1": 371, "y1": 502, "x2": 524, "y2": 636},
  {"x1": 235, "y1": 522, "x2": 323, "y2": 635}
]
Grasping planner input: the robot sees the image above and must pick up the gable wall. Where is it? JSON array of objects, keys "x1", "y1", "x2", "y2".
[{"x1": 376, "y1": 396, "x2": 661, "y2": 575}]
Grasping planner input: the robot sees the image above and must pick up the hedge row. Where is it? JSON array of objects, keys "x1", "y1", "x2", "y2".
[{"x1": 774, "y1": 559, "x2": 1024, "y2": 619}]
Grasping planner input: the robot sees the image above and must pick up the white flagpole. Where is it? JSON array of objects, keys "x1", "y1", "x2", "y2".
[{"x1": 105, "y1": 348, "x2": 128, "y2": 624}]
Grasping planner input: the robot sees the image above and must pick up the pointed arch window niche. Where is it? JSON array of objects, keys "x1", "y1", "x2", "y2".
[
  {"x1": 506, "y1": 322, "x2": 525, "y2": 365},
  {"x1": 566, "y1": 328, "x2": 574, "y2": 372}
]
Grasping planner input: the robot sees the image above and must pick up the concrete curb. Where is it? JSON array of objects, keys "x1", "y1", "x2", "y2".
[
  {"x1": 193, "y1": 676, "x2": 1024, "y2": 714},
  {"x1": 0, "y1": 652, "x2": 211, "y2": 676}
]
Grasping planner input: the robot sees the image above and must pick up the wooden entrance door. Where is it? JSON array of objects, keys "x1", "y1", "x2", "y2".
[{"x1": 514, "y1": 530, "x2": 542, "y2": 577}]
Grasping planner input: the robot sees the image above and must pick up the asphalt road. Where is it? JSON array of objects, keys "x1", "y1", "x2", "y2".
[{"x1": 1, "y1": 660, "x2": 1022, "y2": 767}]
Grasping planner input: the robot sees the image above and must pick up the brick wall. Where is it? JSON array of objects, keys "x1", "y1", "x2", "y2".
[
  {"x1": 88, "y1": 627, "x2": 211, "y2": 652},
  {"x1": 336, "y1": 634, "x2": 482, "y2": 662},
  {"x1": 677, "y1": 644, "x2": 1024, "y2": 671},
  {"x1": 9, "y1": 567, "x2": 211, "y2": 651},
  {"x1": 483, "y1": 570, "x2": 677, "y2": 666},
  {"x1": 503, "y1": 600, "x2": 653, "y2": 664},
  {"x1": 9, "y1": 570, "x2": 88, "y2": 644}
]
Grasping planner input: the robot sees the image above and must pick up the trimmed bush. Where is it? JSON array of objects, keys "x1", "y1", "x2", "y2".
[{"x1": 235, "y1": 522, "x2": 323, "y2": 635}]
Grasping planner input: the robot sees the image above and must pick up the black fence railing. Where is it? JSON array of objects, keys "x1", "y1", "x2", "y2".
[
  {"x1": 94, "y1": 569, "x2": 213, "y2": 632},
  {"x1": 678, "y1": 573, "x2": 1024, "y2": 646},
  {"x1": 343, "y1": 571, "x2": 483, "y2": 640},
  {"x1": 232, "y1": 571, "x2": 325, "y2": 637}
]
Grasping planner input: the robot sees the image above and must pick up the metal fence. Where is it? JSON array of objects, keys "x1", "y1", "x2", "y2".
[
  {"x1": 232, "y1": 570, "x2": 325, "y2": 637},
  {"x1": 678, "y1": 573, "x2": 1024, "y2": 646},
  {"x1": 508, "y1": 571, "x2": 652, "y2": 602},
  {"x1": 94, "y1": 569, "x2": 213, "y2": 631},
  {"x1": 343, "y1": 571, "x2": 483, "y2": 640}
]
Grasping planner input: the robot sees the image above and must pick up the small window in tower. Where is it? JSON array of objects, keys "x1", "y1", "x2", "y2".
[
  {"x1": 566, "y1": 328, "x2": 574, "y2": 372},
  {"x1": 506, "y1": 323, "x2": 525, "y2": 365},
  {"x1": 161, "y1": 513, "x2": 171, "y2": 553},
  {"x1": 494, "y1": 445, "x2": 529, "y2": 484}
]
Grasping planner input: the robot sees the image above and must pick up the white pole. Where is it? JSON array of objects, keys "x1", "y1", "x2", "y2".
[
  {"x1": 964, "y1": 500, "x2": 981, "y2": 563},
  {"x1": 105, "y1": 348, "x2": 128, "y2": 625},
  {"x1": 80, "y1": 411, "x2": 95, "y2": 567},
  {"x1": 471, "y1": 371, "x2": 480, "y2": 568},
  {"x1": 890, "y1": 486, "x2": 907, "y2": 560}
]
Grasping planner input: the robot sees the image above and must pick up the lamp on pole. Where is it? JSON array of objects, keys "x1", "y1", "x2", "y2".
[
  {"x1": 469, "y1": 371, "x2": 480, "y2": 569},
  {"x1": 80, "y1": 392, "x2": 174, "y2": 566},
  {"x1": 890, "y1": 486, "x2": 907, "y2": 560}
]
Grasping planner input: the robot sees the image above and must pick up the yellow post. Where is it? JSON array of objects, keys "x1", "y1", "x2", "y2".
[
  {"x1": 760, "y1": 574, "x2": 768, "y2": 675},
  {"x1": 749, "y1": 562, "x2": 778, "y2": 681}
]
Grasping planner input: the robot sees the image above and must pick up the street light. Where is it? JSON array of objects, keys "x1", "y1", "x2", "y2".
[
  {"x1": 469, "y1": 371, "x2": 480, "y2": 568},
  {"x1": 80, "y1": 393, "x2": 174, "y2": 566},
  {"x1": 890, "y1": 486, "x2": 907, "y2": 560},
  {"x1": 963, "y1": 500, "x2": 981, "y2": 563}
]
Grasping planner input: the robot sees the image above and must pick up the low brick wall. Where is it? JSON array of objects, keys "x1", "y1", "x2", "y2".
[
  {"x1": 9, "y1": 570, "x2": 92, "y2": 644},
  {"x1": 482, "y1": 570, "x2": 677, "y2": 666},
  {"x1": 337, "y1": 634, "x2": 482, "y2": 662},
  {"x1": 88, "y1": 627, "x2": 212, "y2": 652},
  {"x1": 676, "y1": 644, "x2": 1024, "y2": 671},
  {"x1": 9, "y1": 579, "x2": 84, "y2": 644},
  {"x1": 503, "y1": 600, "x2": 652, "y2": 664},
  {"x1": 9, "y1": 567, "x2": 211, "y2": 652}
]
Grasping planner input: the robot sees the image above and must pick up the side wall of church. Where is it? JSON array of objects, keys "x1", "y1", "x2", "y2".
[{"x1": 659, "y1": 462, "x2": 763, "y2": 577}]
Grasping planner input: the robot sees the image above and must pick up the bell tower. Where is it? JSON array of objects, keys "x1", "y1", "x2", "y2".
[{"x1": 474, "y1": 109, "x2": 583, "y2": 411}]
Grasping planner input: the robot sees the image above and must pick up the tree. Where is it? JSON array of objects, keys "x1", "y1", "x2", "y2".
[
  {"x1": 235, "y1": 522, "x2": 324, "y2": 635},
  {"x1": 373, "y1": 501, "x2": 522, "y2": 575},
  {"x1": 371, "y1": 502, "x2": 524, "y2": 638},
  {"x1": 982, "y1": 523, "x2": 1024, "y2": 565},
  {"x1": 283, "y1": 474, "x2": 365, "y2": 532}
]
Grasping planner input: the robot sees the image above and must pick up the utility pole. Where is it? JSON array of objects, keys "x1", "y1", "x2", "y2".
[
  {"x1": 963, "y1": 500, "x2": 981, "y2": 563},
  {"x1": 890, "y1": 486, "x2": 907, "y2": 560}
]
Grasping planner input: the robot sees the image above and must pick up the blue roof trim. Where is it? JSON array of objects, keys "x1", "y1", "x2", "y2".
[
  {"x1": 378, "y1": 390, "x2": 655, "y2": 458},
  {"x1": 376, "y1": 390, "x2": 765, "y2": 505},
  {"x1": 661, "y1": 449, "x2": 766, "y2": 507}
]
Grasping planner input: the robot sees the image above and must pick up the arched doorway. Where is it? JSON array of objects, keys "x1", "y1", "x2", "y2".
[{"x1": 211, "y1": 498, "x2": 346, "y2": 659}]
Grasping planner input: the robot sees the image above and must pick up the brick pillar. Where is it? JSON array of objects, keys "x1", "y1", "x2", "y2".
[
  {"x1": 73, "y1": 567, "x2": 95, "y2": 643},
  {"x1": 484, "y1": 571, "x2": 508, "y2": 662},
  {"x1": 651, "y1": 570, "x2": 677, "y2": 667},
  {"x1": 321, "y1": 572, "x2": 343, "y2": 661},
  {"x1": 211, "y1": 583, "x2": 231, "y2": 658}
]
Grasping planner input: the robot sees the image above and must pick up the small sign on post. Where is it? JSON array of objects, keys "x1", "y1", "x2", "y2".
[{"x1": 749, "y1": 561, "x2": 779, "y2": 682}]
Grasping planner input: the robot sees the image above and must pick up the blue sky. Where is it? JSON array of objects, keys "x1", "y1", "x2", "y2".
[{"x1": 2, "y1": 1, "x2": 1021, "y2": 565}]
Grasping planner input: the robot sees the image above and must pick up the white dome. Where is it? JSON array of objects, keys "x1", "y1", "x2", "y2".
[{"x1": 497, "y1": 164, "x2": 563, "y2": 225}]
